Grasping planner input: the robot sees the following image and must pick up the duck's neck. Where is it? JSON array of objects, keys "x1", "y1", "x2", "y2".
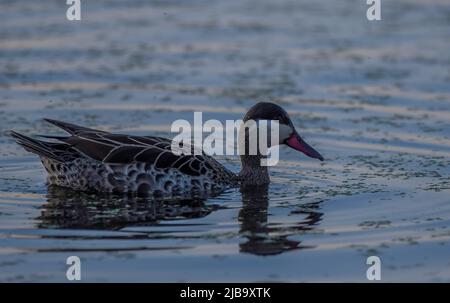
[{"x1": 239, "y1": 154, "x2": 270, "y2": 185}]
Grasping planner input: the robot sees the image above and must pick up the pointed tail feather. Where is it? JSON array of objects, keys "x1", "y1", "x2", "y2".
[{"x1": 10, "y1": 131, "x2": 64, "y2": 162}]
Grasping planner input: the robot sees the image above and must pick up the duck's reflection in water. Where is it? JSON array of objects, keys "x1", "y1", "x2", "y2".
[
  {"x1": 39, "y1": 186, "x2": 217, "y2": 230},
  {"x1": 38, "y1": 185, "x2": 323, "y2": 256},
  {"x1": 239, "y1": 184, "x2": 323, "y2": 256}
]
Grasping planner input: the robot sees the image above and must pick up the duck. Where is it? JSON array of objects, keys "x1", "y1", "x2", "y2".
[{"x1": 10, "y1": 102, "x2": 323, "y2": 198}]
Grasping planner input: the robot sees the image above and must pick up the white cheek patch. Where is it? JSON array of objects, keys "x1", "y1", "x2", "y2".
[
  {"x1": 279, "y1": 124, "x2": 293, "y2": 143},
  {"x1": 237, "y1": 120, "x2": 292, "y2": 154}
]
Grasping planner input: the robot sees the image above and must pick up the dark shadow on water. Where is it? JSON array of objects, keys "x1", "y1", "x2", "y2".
[
  {"x1": 38, "y1": 186, "x2": 217, "y2": 230},
  {"x1": 37, "y1": 185, "x2": 323, "y2": 256},
  {"x1": 239, "y1": 184, "x2": 322, "y2": 256}
]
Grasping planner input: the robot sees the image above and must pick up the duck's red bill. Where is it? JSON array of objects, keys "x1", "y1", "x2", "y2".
[{"x1": 286, "y1": 132, "x2": 324, "y2": 161}]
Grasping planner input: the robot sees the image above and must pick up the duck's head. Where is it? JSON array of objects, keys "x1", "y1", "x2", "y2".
[{"x1": 243, "y1": 102, "x2": 324, "y2": 161}]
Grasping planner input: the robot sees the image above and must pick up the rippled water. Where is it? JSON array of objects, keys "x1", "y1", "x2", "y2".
[{"x1": 1, "y1": 0, "x2": 450, "y2": 282}]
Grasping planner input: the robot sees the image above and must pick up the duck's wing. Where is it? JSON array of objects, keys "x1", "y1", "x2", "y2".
[
  {"x1": 42, "y1": 119, "x2": 235, "y2": 178},
  {"x1": 43, "y1": 118, "x2": 109, "y2": 135}
]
